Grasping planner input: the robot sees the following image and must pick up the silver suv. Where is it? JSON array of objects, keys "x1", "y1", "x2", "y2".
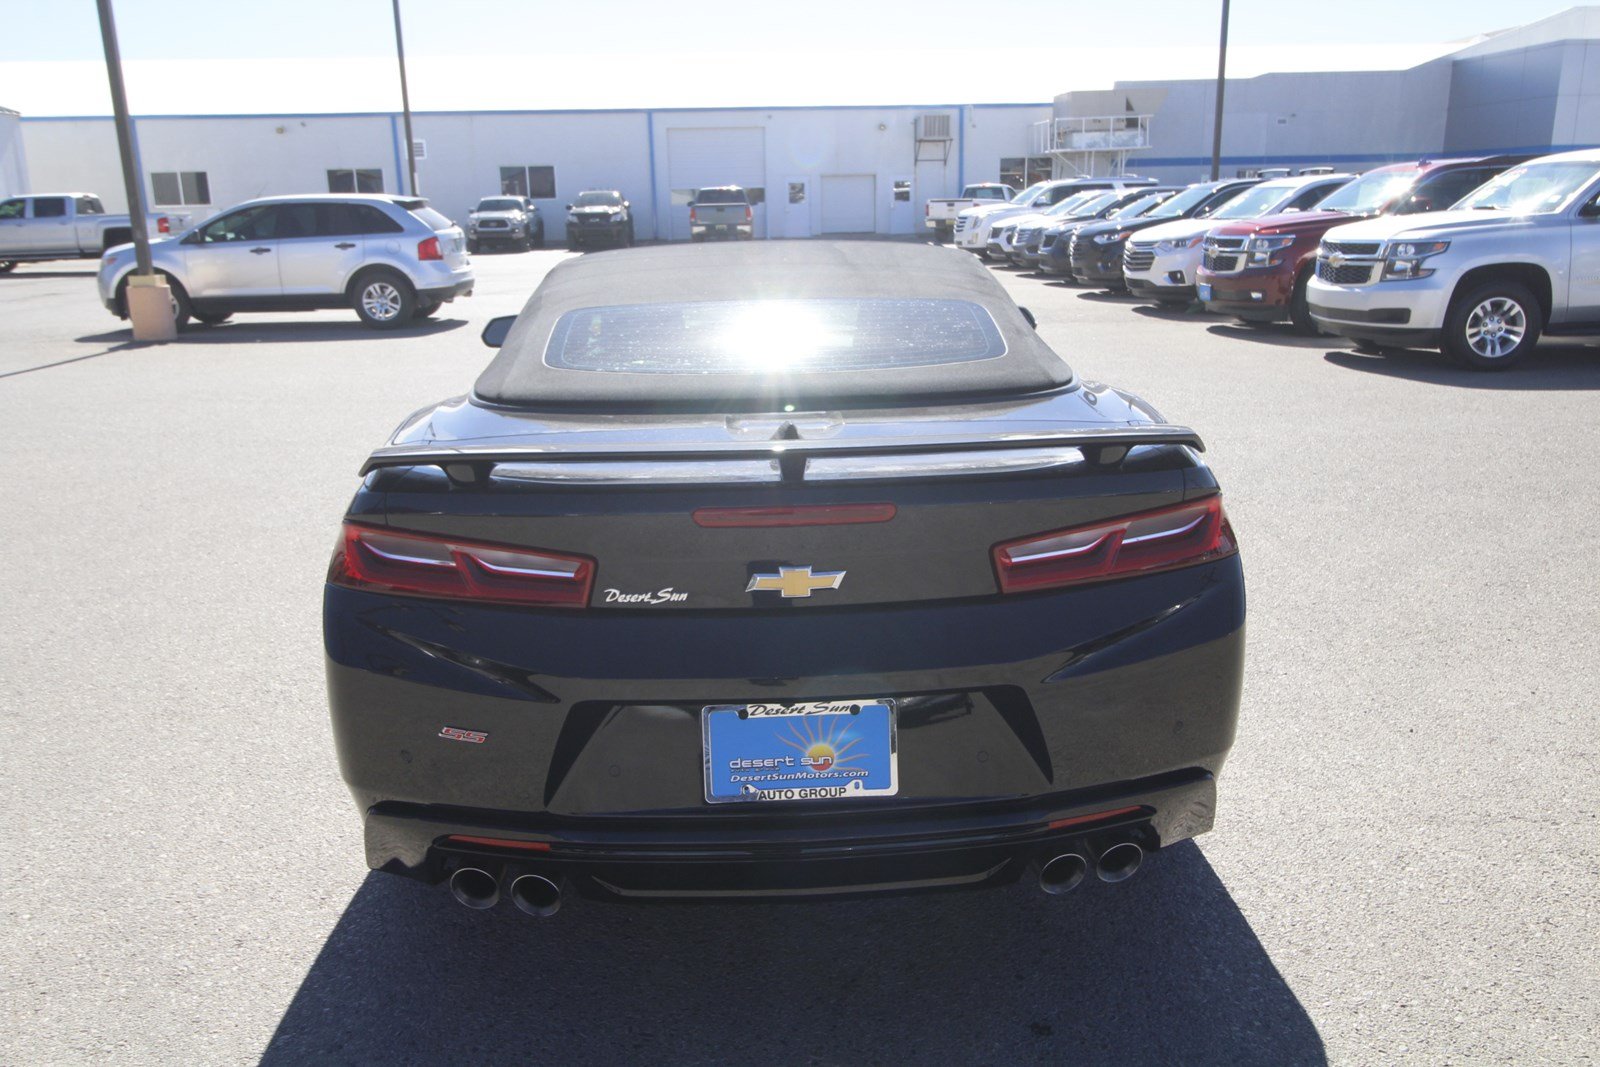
[{"x1": 98, "y1": 194, "x2": 473, "y2": 330}]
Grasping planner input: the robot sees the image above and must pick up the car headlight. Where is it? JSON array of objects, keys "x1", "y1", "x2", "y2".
[
  {"x1": 1382, "y1": 240, "x2": 1449, "y2": 281},
  {"x1": 1093, "y1": 230, "x2": 1132, "y2": 245},
  {"x1": 1155, "y1": 234, "x2": 1205, "y2": 254},
  {"x1": 1246, "y1": 234, "x2": 1296, "y2": 266}
]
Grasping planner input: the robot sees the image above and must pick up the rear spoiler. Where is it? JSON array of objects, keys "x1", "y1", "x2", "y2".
[{"x1": 359, "y1": 424, "x2": 1204, "y2": 484}]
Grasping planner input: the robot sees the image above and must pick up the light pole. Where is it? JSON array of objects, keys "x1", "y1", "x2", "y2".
[
  {"x1": 96, "y1": 0, "x2": 174, "y2": 340},
  {"x1": 392, "y1": 0, "x2": 418, "y2": 196},
  {"x1": 1209, "y1": 0, "x2": 1230, "y2": 181}
]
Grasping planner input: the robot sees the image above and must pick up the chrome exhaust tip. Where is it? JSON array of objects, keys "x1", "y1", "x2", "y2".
[
  {"x1": 448, "y1": 866, "x2": 501, "y2": 909},
  {"x1": 509, "y1": 873, "x2": 563, "y2": 918},
  {"x1": 1095, "y1": 841, "x2": 1144, "y2": 883},
  {"x1": 1038, "y1": 852, "x2": 1089, "y2": 895}
]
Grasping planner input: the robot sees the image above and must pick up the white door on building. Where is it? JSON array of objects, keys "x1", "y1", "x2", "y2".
[
  {"x1": 667, "y1": 127, "x2": 766, "y2": 241},
  {"x1": 820, "y1": 175, "x2": 876, "y2": 235},
  {"x1": 888, "y1": 176, "x2": 914, "y2": 236},
  {"x1": 783, "y1": 177, "x2": 811, "y2": 238}
]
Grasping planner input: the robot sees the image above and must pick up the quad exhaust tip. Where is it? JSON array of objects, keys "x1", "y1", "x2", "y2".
[
  {"x1": 1095, "y1": 841, "x2": 1144, "y2": 883},
  {"x1": 1038, "y1": 852, "x2": 1089, "y2": 895},
  {"x1": 448, "y1": 866, "x2": 500, "y2": 910},
  {"x1": 510, "y1": 873, "x2": 563, "y2": 918}
]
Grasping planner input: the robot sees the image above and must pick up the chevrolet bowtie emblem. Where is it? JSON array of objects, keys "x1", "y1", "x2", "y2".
[
  {"x1": 746, "y1": 566, "x2": 846, "y2": 598},
  {"x1": 1327, "y1": 252, "x2": 1346, "y2": 269}
]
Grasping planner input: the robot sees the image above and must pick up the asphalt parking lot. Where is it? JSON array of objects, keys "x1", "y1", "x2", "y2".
[{"x1": 2, "y1": 246, "x2": 1597, "y2": 1065}]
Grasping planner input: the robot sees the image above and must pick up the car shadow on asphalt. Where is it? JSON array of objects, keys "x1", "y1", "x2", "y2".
[
  {"x1": 1205, "y1": 323, "x2": 1331, "y2": 350},
  {"x1": 260, "y1": 841, "x2": 1325, "y2": 1065},
  {"x1": 1131, "y1": 302, "x2": 1214, "y2": 323},
  {"x1": 1323, "y1": 344, "x2": 1600, "y2": 389},
  {"x1": 72, "y1": 318, "x2": 468, "y2": 346},
  {"x1": 1076, "y1": 289, "x2": 1142, "y2": 304}
]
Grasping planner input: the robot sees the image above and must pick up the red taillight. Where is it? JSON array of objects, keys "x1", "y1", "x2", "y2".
[
  {"x1": 925, "y1": 203, "x2": 931, "y2": 216},
  {"x1": 328, "y1": 522, "x2": 595, "y2": 608},
  {"x1": 693, "y1": 503, "x2": 897, "y2": 528},
  {"x1": 689, "y1": 206, "x2": 698, "y2": 222},
  {"x1": 417, "y1": 236, "x2": 442, "y2": 261},
  {"x1": 992, "y1": 496, "x2": 1236, "y2": 594},
  {"x1": 157, "y1": 216, "x2": 170, "y2": 234},
  {"x1": 744, "y1": 206, "x2": 753, "y2": 222}
]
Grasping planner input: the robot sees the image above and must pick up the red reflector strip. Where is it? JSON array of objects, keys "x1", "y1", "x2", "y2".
[
  {"x1": 692, "y1": 503, "x2": 897, "y2": 528},
  {"x1": 446, "y1": 835, "x2": 552, "y2": 852},
  {"x1": 1048, "y1": 806, "x2": 1144, "y2": 831}
]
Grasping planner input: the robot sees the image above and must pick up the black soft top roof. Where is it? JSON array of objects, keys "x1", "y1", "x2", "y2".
[{"x1": 472, "y1": 241, "x2": 1075, "y2": 411}]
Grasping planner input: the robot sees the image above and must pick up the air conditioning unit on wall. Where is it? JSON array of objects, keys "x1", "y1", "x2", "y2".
[{"x1": 916, "y1": 114, "x2": 952, "y2": 142}]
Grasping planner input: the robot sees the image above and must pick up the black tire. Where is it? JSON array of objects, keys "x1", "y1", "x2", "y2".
[
  {"x1": 1442, "y1": 280, "x2": 1541, "y2": 370},
  {"x1": 192, "y1": 310, "x2": 232, "y2": 326},
  {"x1": 0, "y1": 260, "x2": 16, "y2": 274},
  {"x1": 624, "y1": 222, "x2": 635, "y2": 247},
  {"x1": 350, "y1": 269, "x2": 416, "y2": 330},
  {"x1": 414, "y1": 299, "x2": 442, "y2": 319},
  {"x1": 1288, "y1": 268, "x2": 1324, "y2": 336},
  {"x1": 533, "y1": 224, "x2": 545, "y2": 248}
]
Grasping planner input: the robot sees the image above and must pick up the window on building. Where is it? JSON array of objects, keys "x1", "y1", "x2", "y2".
[
  {"x1": 788, "y1": 182, "x2": 806, "y2": 204},
  {"x1": 32, "y1": 197, "x2": 67, "y2": 218},
  {"x1": 500, "y1": 165, "x2": 557, "y2": 199},
  {"x1": 893, "y1": 180, "x2": 911, "y2": 203},
  {"x1": 670, "y1": 188, "x2": 697, "y2": 207},
  {"x1": 327, "y1": 169, "x2": 384, "y2": 194},
  {"x1": 746, "y1": 187, "x2": 765, "y2": 206},
  {"x1": 151, "y1": 171, "x2": 210, "y2": 206},
  {"x1": 75, "y1": 196, "x2": 105, "y2": 215},
  {"x1": 999, "y1": 157, "x2": 1053, "y2": 190}
]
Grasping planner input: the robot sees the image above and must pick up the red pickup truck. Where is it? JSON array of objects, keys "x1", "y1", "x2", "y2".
[{"x1": 1194, "y1": 156, "x2": 1525, "y2": 333}]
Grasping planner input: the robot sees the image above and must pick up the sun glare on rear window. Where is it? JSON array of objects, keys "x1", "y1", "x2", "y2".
[{"x1": 543, "y1": 298, "x2": 1007, "y2": 374}]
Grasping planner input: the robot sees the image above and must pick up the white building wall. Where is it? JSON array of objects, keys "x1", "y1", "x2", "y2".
[
  {"x1": 19, "y1": 103, "x2": 1049, "y2": 241},
  {"x1": 0, "y1": 108, "x2": 28, "y2": 196}
]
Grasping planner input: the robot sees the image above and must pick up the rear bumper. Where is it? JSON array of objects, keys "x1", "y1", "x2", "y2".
[
  {"x1": 326, "y1": 554, "x2": 1245, "y2": 900},
  {"x1": 363, "y1": 771, "x2": 1211, "y2": 900},
  {"x1": 417, "y1": 277, "x2": 474, "y2": 303}
]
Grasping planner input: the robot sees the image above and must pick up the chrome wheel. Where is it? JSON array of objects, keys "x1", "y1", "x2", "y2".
[
  {"x1": 360, "y1": 281, "x2": 404, "y2": 322},
  {"x1": 1464, "y1": 296, "x2": 1527, "y2": 360}
]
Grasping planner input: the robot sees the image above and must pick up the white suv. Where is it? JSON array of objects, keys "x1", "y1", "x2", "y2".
[
  {"x1": 98, "y1": 194, "x2": 473, "y2": 330},
  {"x1": 1307, "y1": 149, "x2": 1600, "y2": 369}
]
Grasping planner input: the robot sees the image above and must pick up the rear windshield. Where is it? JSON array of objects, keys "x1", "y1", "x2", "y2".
[
  {"x1": 968, "y1": 186, "x2": 1008, "y2": 200},
  {"x1": 544, "y1": 298, "x2": 1007, "y2": 375},
  {"x1": 694, "y1": 189, "x2": 748, "y2": 205},
  {"x1": 409, "y1": 205, "x2": 454, "y2": 230}
]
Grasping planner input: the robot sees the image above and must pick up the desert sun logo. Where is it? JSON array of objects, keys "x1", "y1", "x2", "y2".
[{"x1": 779, "y1": 715, "x2": 867, "y2": 775}]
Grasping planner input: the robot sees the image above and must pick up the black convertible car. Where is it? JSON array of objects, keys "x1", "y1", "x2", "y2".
[{"x1": 324, "y1": 242, "x2": 1244, "y2": 915}]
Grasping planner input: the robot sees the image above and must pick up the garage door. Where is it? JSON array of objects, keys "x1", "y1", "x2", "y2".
[
  {"x1": 667, "y1": 127, "x2": 765, "y2": 240},
  {"x1": 821, "y1": 175, "x2": 876, "y2": 234}
]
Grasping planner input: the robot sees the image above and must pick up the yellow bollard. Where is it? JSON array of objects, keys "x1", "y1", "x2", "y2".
[{"x1": 125, "y1": 274, "x2": 177, "y2": 342}]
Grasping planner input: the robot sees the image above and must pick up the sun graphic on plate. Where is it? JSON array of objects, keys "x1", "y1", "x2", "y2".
[{"x1": 780, "y1": 714, "x2": 867, "y2": 775}]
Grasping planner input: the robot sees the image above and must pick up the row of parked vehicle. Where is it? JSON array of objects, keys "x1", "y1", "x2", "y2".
[
  {"x1": 950, "y1": 147, "x2": 1600, "y2": 369},
  {"x1": 465, "y1": 190, "x2": 635, "y2": 252}
]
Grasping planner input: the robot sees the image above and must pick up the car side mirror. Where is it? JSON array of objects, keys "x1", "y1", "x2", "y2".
[
  {"x1": 1019, "y1": 307, "x2": 1037, "y2": 329},
  {"x1": 1580, "y1": 200, "x2": 1600, "y2": 218},
  {"x1": 481, "y1": 315, "x2": 516, "y2": 348},
  {"x1": 565, "y1": 204, "x2": 573, "y2": 211}
]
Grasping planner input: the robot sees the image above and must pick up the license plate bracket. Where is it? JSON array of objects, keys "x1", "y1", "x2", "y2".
[
  {"x1": 1197, "y1": 281, "x2": 1213, "y2": 301},
  {"x1": 702, "y1": 700, "x2": 898, "y2": 803}
]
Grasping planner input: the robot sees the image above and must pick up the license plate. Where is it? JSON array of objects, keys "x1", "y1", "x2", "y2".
[
  {"x1": 1197, "y1": 282, "x2": 1213, "y2": 301},
  {"x1": 702, "y1": 700, "x2": 897, "y2": 803}
]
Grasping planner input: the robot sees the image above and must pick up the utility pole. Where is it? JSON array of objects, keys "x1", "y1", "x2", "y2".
[
  {"x1": 1209, "y1": 0, "x2": 1230, "y2": 181},
  {"x1": 392, "y1": 0, "x2": 418, "y2": 195},
  {"x1": 96, "y1": 0, "x2": 174, "y2": 340}
]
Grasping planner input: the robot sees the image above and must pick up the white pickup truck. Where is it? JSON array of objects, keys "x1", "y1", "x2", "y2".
[
  {"x1": 1307, "y1": 149, "x2": 1600, "y2": 369},
  {"x1": 924, "y1": 183, "x2": 1014, "y2": 240},
  {"x1": 0, "y1": 192, "x2": 182, "y2": 273}
]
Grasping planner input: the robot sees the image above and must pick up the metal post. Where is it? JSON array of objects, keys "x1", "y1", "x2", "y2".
[
  {"x1": 95, "y1": 0, "x2": 151, "y2": 276},
  {"x1": 1209, "y1": 0, "x2": 1230, "y2": 181},
  {"x1": 392, "y1": 0, "x2": 418, "y2": 196}
]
